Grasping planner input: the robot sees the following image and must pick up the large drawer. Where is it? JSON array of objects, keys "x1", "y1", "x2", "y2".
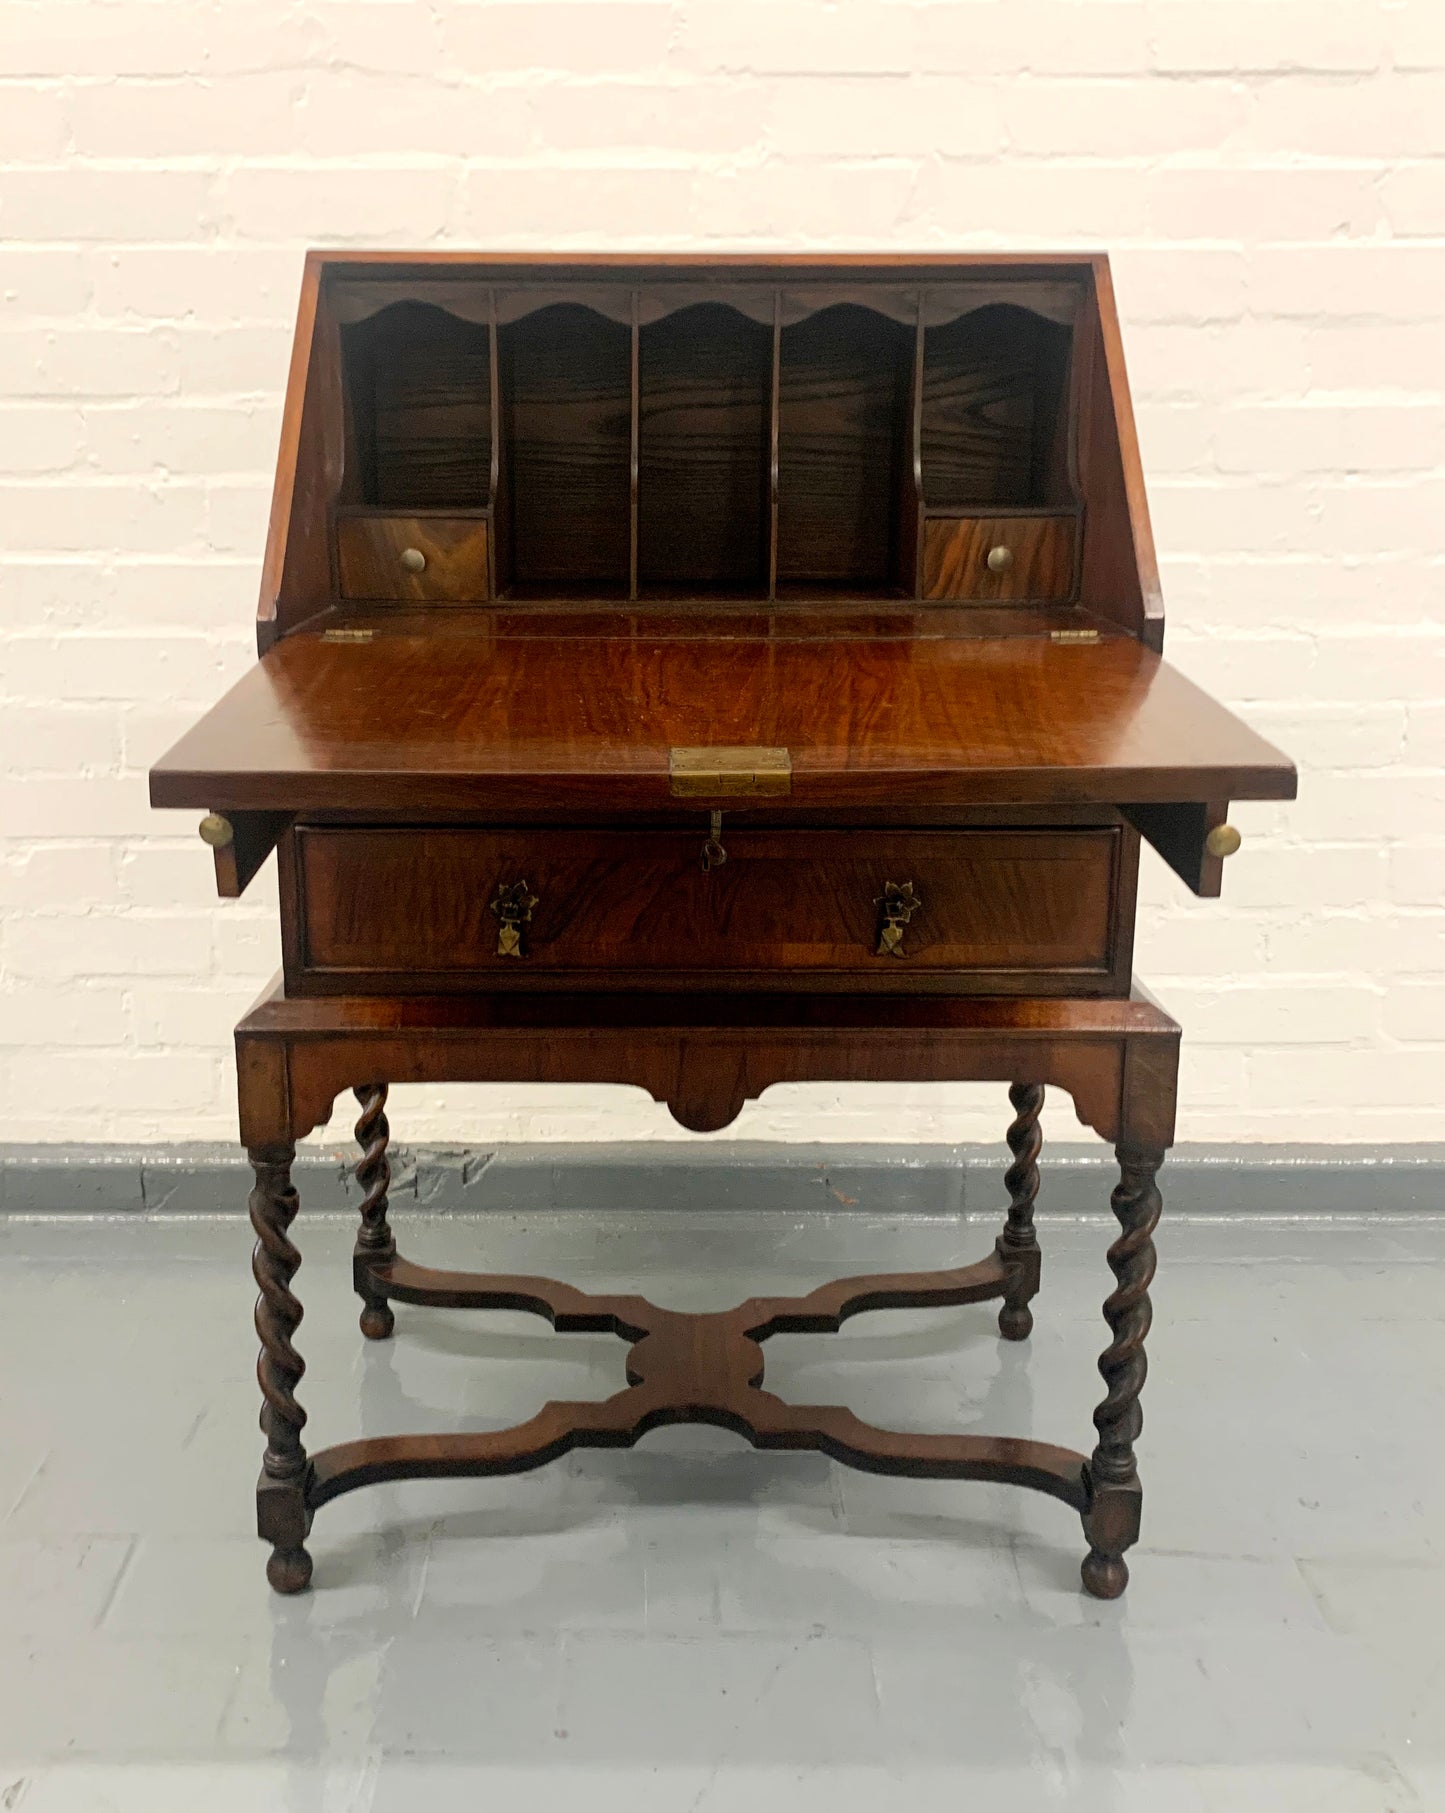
[{"x1": 288, "y1": 826, "x2": 1130, "y2": 995}]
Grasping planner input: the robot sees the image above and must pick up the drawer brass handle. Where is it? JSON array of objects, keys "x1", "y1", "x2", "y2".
[
  {"x1": 1205, "y1": 823, "x2": 1242, "y2": 859},
  {"x1": 987, "y1": 544, "x2": 1013, "y2": 574},
  {"x1": 875, "y1": 880, "x2": 922, "y2": 958},
  {"x1": 399, "y1": 546, "x2": 427, "y2": 574},
  {"x1": 490, "y1": 879, "x2": 538, "y2": 958},
  {"x1": 198, "y1": 812, "x2": 234, "y2": 849}
]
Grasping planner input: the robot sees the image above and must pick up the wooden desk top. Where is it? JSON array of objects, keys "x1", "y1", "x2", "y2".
[{"x1": 151, "y1": 609, "x2": 1295, "y2": 816}]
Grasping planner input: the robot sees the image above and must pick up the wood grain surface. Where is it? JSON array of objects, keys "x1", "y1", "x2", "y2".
[
  {"x1": 237, "y1": 976, "x2": 1181, "y2": 1147},
  {"x1": 340, "y1": 300, "x2": 492, "y2": 509},
  {"x1": 152, "y1": 617, "x2": 1297, "y2": 814},
  {"x1": 921, "y1": 514, "x2": 1077, "y2": 602},
  {"x1": 497, "y1": 302, "x2": 632, "y2": 595},
  {"x1": 775, "y1": 304, "x2": 913, "y2": 593},
  {"x1": 292, "y1": 825, "x2": 1125, "y2": 994},
  {"x1": 637, "y1": 302, "x2": 772, "y2": 594},
  {"x1": 306, "y1": 1250, "x2": 1089, "y2": 1513},
  {"x1": 256, "y1": 253, "x2": 1177, "y2": 622},
  {"x1": 920, "y1": 303, "x2": 1073, "y2": 508},
  {"x1": 335, "y1": 513, "x2": 490, "y2": 601}
]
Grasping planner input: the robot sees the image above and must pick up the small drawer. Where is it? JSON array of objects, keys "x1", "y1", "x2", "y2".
[
  {"x1": 336, "y1": 513, "x2": 490, "y2": 602},
  {"x1": 290, "y1": 825, "x2": 1126, "y2": 996},
  {"x1": 922, "y1": 515, "x2": 1076, "y2": 603}
]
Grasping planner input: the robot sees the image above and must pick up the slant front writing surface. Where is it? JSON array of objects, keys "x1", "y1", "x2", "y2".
[{"x1": 151, "y1": 621, "x2": 1294, "y2": 815}]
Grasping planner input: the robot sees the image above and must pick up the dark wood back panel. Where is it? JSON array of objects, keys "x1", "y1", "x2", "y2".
[
  {"x1": 637, "y1": 303, "x2": 772, "y2": 594},
  {"x1": 775, "y1": 304, "x2": 914, "y2": 594},
  {"x1": 497, "y1": 303, "x2": 632, "y2": 596},
  {"x1": 341, "y1": 300, "x2": 492, "y2": 509},
  {"x1": 921, "y1": 304, "x2": 1074, "y2": 510}
]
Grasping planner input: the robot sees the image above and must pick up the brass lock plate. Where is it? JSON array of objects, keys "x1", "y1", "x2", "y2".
[
  {"x1": 669, "y1": 746, "x2": 792, "y2": 799},
  {"x1": 490, "y1": 879, "x2": 538, "y2": 958},
  {"x1": 875, "y1": 880, "x2": 922, "y2": 958}
]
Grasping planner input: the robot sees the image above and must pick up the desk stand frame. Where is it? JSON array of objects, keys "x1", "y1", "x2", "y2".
[{"x1": 239, "y1": 985, "x2": 1177, "y2": 1602}]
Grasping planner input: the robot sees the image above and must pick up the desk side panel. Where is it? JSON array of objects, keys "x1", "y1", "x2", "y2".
[
  {"x1": 1076, "y1": 258, "x2": 1165, "y2": 652},
  {"x1": 258, "y1": 255, "x2": 343, "y2": 652}
]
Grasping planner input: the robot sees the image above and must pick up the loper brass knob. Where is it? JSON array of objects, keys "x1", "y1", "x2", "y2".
[
  {"x1": 986, "y1": 545, "x2": 1013, "y2": 574},
  {"x1": 198, "y1": 813, "x2": 234, "y2": 849},
  {"x1": 1205, "y1": 824, "x2": 1242, "y2": 859},
  {"x1": 399, "y1": 547, "x2": 427, "y2": 574}
]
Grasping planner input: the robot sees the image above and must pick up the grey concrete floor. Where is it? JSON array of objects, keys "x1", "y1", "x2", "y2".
[{"x1": 1, "y1": 1206, "x2": 1444, "y2": 1810}]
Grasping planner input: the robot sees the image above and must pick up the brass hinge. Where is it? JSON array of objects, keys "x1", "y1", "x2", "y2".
[
  {"x1": 321, "y1": 627, "x2": 374, "y2": 644},
  {"x1": 1050, "y1": 628, "x2": 1100, "y2": 645},
  {"x1": 669, "y1": 745, "x2": 792, "y2": 799}
]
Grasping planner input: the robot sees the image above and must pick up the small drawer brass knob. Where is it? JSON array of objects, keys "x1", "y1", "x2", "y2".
[
  {"x1": 1205, "y1": 823, "x2": 1242, "y2": 859},
  {"x1": 399, "y1": 547, "x2": 427, "y2": 574},
  {"x1": 198, "y1": 813, "x2": 234, "y2": 849},
  {"x1": 986, "y1": 544, "x2": 1013, "y2": 574}
]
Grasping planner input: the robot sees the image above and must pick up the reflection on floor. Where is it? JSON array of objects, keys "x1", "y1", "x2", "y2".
[{"x1": 1, "y1": 1206, "x2": 1443, "y2": 1810}]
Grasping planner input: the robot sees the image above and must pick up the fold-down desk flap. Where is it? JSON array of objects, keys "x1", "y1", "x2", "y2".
[{"x1": 149, "y1": 624, "x2": 1297, "y2": 819}]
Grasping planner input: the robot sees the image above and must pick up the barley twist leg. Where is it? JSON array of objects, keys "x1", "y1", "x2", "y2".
[
  {"x1": 352, "y1": 1083, "x2": 396, "y2": 1341},
  {"x1": 250, "y1": 1143, "x2": 312, "y2": 1594},
  {"x1": 1081, "y1": 1145, "x2": 1162, "y2": 1600},
  {"x1": 996, "y1": 1082, "x2": 1044, "y2": 1341}
]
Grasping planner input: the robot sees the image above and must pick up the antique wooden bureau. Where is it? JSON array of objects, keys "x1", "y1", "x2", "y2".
[{"x1": 150, "y1": 253, "x2": 1296, "y2": 1599}]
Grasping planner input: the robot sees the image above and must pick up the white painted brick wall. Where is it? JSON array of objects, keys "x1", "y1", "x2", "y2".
[{"x1": 2, "y1": 0, "x2": 1442, "y2": 1148}]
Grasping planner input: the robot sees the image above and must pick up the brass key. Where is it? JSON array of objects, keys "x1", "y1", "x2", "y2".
[{"x1": 701, "y1": 810, "x2": 727, "y2": 872}]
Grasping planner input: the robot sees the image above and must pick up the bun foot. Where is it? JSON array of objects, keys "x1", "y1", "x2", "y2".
[
  {"x1": 360, "y1": 1302, "x2": 395, "y2": 1341},
  {"x1": 998, "y1": 1303, "x2": 1033, "y2": 1341},
  {"x1": 1081, "y1": 1549, "x2": 1128, "y2": 1600},
  {"x1": 266, "y1": 1545, "x2": 313, "y2": 1595}
]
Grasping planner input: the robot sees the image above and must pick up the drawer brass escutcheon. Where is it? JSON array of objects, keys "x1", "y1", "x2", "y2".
[
  {"x1": 490, "y1": 879, "x2": 538, "y2": 958},
  {"x1": 1050, "y1": 628, "x2": 1100, "y2": 645},
  {"x1": 669, "y1": 746, "x2": 792, "y2": 799},
  {"x1": 875, "y1": 880, "x2": 923, "y2": 958}
]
